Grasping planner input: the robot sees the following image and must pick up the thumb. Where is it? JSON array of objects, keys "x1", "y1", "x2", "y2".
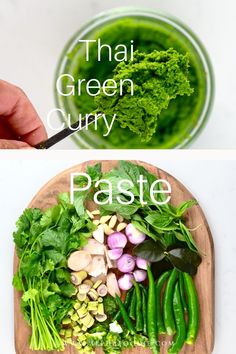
[{"x1": 0, "y1": 139, "x2": 34, "y2": 149}]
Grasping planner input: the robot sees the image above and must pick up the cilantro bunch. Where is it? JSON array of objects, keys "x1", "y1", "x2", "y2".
[{"x1": 13, "y1": 193, "x2": 95, "y2": 351}]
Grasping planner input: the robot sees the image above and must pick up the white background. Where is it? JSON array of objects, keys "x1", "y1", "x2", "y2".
[
  {"x1": 0, "y1": 0, "x2": 236, "y2": 149},
  {"x1": 0, "y1": 150, "x2": 236, "y2": 353}
]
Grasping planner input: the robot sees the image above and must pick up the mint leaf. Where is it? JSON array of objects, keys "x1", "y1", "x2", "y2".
[
  {"x1": 100, "y1": 200, "x2": 139, "y2": 218},
  {"x1": 73, "y1": 191, "x2": 87, "y2": 217}
]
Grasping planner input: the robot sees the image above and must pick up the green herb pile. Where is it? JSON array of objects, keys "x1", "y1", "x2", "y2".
[
  {"x1": 13, "y1": 194, "x2": 95, "y2": 351},
  {"x1": 13, "y1": 161, "x2": 202, "y2": 353},
  {"x1": 95, "y1": 49, "x2": 193, "y2": 142}
]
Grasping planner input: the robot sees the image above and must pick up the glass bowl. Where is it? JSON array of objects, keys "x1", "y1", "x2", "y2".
[{"x1": 55, "y1": 7, "x2": 214, "y2": 149}]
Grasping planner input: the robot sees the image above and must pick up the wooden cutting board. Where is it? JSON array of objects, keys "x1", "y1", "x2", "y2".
[{"x1": 14, "y1": 160, "x2": 214, "y2": 354}]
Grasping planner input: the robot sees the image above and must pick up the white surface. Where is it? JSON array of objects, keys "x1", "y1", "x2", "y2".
[
  {"x1": 1, "y1": 150, "x2": 236, "y2": 353},
  {"x1": 0, "y1": 0, "x2": 236, "y2": 149}
]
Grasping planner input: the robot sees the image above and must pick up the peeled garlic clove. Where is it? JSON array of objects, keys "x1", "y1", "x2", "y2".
[
  {"x1": 117, "y1": 215, "x2": 124, "y2": 222},
  {"x1": 100, "y1": 215, "x2": 112, "y2": 224},
  {"x1": 103, "y1": 224, "x2": 114, "y2": 236},
  {"x1": 109, "y1": 215, "x2": 117, "y2": 229},
  {"x1": 91, "y1": 209, "x2": 100, "y2": 215},
  {"x1": 117, "y1": 222, "x2": 128, "y2": 232},
  {"x1": 92, "y1": 224, "x2": 104, "y2": 244}
]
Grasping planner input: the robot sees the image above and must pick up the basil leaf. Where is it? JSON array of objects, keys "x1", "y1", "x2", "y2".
[
  {"x1": 176, "y1": 200, "x2": 197, "y2": 216},
  {"x1": 161, "y1": 232, "x2": 178, "y2": 248},
  {"x1": 131, "y1": 219, "x2": 158, "y2": 241},
  {"x1": 145, "y1": 212, "x2": 174, "y2": 227},
  {"x1": 179, "y1": 221, "x2": 199, "y2": 252},
  {"x1": 145, "y1": 212, "x2": 178, "y2": 232},
  {"x1": 134, "y1": 239, "x2": 165, "y2": 262},
  {"x1": 174, "y1": 231, "x2": 186, "y2": 242}
]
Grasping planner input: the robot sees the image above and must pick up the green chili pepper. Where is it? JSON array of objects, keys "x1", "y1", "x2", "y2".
[
  {"x1": 179, "y1": 272, "x2": 187, "y2": 312},
  {"x1": 163, "y1": 268, "x2": 178, "y2": 335},
  {"x1": 112, "y1": 288, "x2": 133, "y2": 322},
  {"x1": 129, "y1": 287, "x2": 137, "y2": 320},
  {"x1": 168, "y1": 282, "x2": 186, "y2": 353},
  {"x1": 183, "y1": 272, "x2": 200, "y2": 344},
  {"x1": 115, "y1": 295, "x2": 136, "y2": 334},
  {"x1": 141, "y1": 287, "x2": 147, "y2": 335},
  {"x1": 133, "y1": 281, "x2": 143, "y2": 332},
  {"x1": 125, "y1": 287, "x2": 134, "y2": 308},
  {"x1": 147, "y1": 266, "x2": 160, "y2": 354},
  {"x1": 156, "y1": 270, "x2": 171, "y2": 335},
  {"x1": 139, "y1": 283, "x2": 148, "y2": 297}
]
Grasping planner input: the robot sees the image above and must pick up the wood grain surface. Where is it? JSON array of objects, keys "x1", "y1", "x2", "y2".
[{"x1": 14, "y1": 160, "x2": 214, "y2": 354}]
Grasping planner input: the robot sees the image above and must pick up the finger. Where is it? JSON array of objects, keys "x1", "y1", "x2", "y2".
[
  {"x1": 0, "y1": 116, "x2": 16, "y2": 139},
  {"x1": 0, "y1": 80, "x2": 47, "y2": 145},
  {"x1": 0, "y1": 139, "x2": 34, "y2": 149}
]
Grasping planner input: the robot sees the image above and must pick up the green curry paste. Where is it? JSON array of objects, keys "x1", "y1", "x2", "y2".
[
  {"x1": 68, "y1": 17, "x2": 207, "y2": 148},
  {"x1": 95, "y1": 49, "x2": 193, "y2": 142}
]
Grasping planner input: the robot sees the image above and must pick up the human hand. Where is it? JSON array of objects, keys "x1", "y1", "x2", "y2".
[{"x1": 0, "y1": 80, "x2": 47, "y2": 149}]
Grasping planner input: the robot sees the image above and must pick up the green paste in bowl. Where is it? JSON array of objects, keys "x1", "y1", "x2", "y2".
[{"x1": 55, "y1": 9, "x2": 214, "y2": 149}]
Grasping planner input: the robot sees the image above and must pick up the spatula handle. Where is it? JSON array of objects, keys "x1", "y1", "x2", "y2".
[{"x1": 34, "y1": 115, "x2": 96, "y2": 149}]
